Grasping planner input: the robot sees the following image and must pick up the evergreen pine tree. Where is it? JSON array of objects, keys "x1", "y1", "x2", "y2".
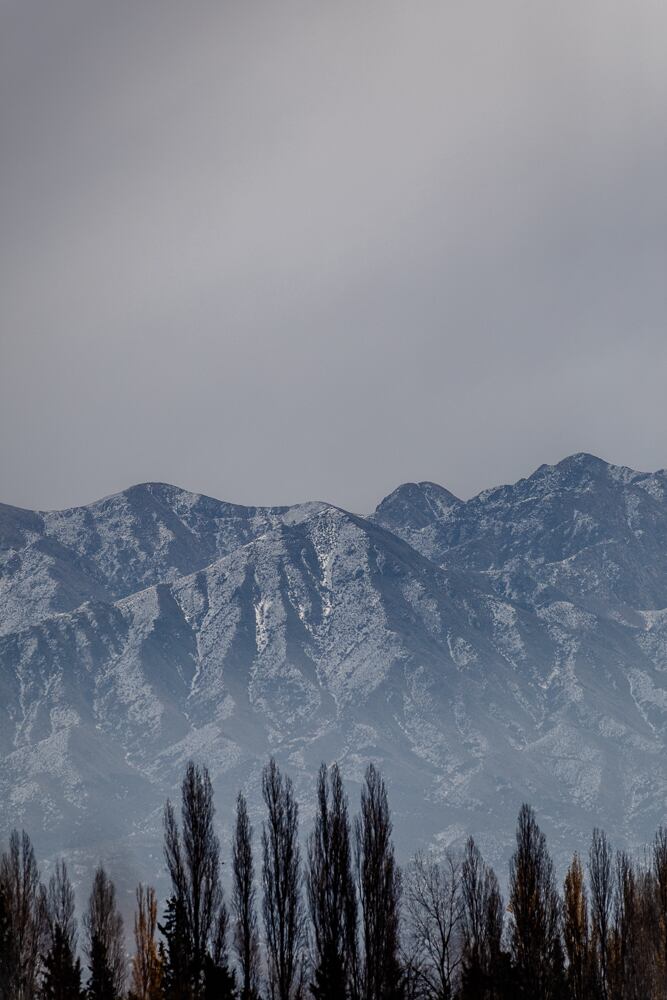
[
  {"x1": 41, "y1": 859, "x2": 82, "y2": 1000},
  {"x1": 41, "y1": 924, "x2": 83, "y2": 1000},
  {"x1": 160, "y1": 895, "x2": 192, "y2": 1000},
  {"x1": 87, "y1": 935, "x2": 115, "y2": 1000},
  {"x1": 203, "y1": 952, "x2": 237, "y2": 1000}
]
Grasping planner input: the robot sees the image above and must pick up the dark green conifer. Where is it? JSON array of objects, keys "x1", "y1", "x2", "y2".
[
  {"x1": 41, "y1": 923, "x2": 83, "y2": 1000},
  {"x1": 160, "y1": 895, "x2": 192, "y2": 1000},
  {"x1": 87, "y1": 936, "x2": 115, "y2": 1000}
]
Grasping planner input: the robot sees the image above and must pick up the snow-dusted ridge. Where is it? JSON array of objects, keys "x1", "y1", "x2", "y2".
[{"x1": 3, "y1": 454, "x2": 667, "y2": 904}]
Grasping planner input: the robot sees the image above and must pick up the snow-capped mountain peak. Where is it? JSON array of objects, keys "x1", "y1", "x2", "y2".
[{"x1": 3, "y1": 455, "x2": 667, "y2": 900}]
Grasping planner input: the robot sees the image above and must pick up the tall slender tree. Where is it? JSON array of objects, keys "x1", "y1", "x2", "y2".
[
  {"x1": 0, "y1": 829, "x2": 46, "y2": 1000},
  {"x1": 653, "y1": 826, "x2": 667, "y2": 994},
  {"x1": 508, "y1": 804, "x2": 563, "y2": 1000},
  {"x1": 262, "y1": 758, "x2": 306, "y2": 1000},
  {"x1": 232, "y1": 793, "x2": 260, "y2": 1000},
  {"x1": 459, "y1": 837, "x2": 506, "y2": 1000},
  {"x1": 589, "y1": 828, "x2": 613, "y2": 1000},
  {"x1": 0, "y1": 874, "x2": 12, "y2": 1000},
  {"x1": 41, "y1": 860, "x2": 83, "y2": 1000},
  {"x1": 163, "y1": 761, "x2": 233, "y2": 1000},
  {"x1": 563, "y1": 853, "x2": 592, "y2": 1000},
  {"x1": 634, "y1": 867, "x2": 660, "y2": 1000},
  {"x1": 83, "y1": 866, "x2": 125, "y2": 1000},
  {"x1": 609, "y1": 850, "x2": 658, "y2": 1000},
  {"x1": 129, "y1": 885, "x2": 162, "y2": 1000},
  {"x1": 355, "y1": 764, "x2": 403, "y2": 1000},
  {"x1": 306, "y1": 763, "x2": 358, "y2": 1000}
]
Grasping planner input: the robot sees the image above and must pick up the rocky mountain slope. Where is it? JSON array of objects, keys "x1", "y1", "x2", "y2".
[
  {"x1": 0, "y1": 481, "x2": 324, "y2": 636},
  {"x1": 2, "y1": 454, "x2": 667, "y2": 903}
]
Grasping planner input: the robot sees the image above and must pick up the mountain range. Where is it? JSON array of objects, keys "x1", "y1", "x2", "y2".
[{"x1": 3, "y1": 453, "x2": 667, "y2": 907}]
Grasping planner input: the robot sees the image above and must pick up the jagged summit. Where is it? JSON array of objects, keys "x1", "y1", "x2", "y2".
[{"x1": 373, "y1": 454, "x2": 631, "y2": 528}]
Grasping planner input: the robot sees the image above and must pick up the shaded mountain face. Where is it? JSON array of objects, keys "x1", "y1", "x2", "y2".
[{"x1": 2, "y1": 454, "x2": 667, "y2": 908}]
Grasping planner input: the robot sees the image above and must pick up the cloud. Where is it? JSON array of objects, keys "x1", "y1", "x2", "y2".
[{"x1": 1, "y1": 1, "x2": 666, "y2": 511}]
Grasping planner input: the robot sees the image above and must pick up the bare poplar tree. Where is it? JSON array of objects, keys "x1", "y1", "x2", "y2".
[
  {"x1": 232, "y1": 792, "x2": 260, "y2": 1000},
  {"x1": 163, "y1": 760, "x2": 232, "y2": 998},
  {"x1": 610, "y1": 850, "x2": 659, "y2": 1000},
  {"x1": 129, "y1": 884, "x2": 162, "y2": 1000},
  {"x1": 0, "y1": 873, "x2": 10, "y2": 1000},
  {"x1": 403, "y1": 850, "x2": 462, "y2": 999},
  {"x1": 508, "y1": 804, "x2": 563, "y2": 1000},
  {"x1": 306, "y1": 762, "x2": 358, "y2": 1000},
  {"x1": 653, "y1": 826, "x2": 667, "y2": 993},
  {"x1": 459, "y1": 837, "x2": 505, "y2": 1000},
  {"x1": 589, "y1": 827, "x2": 613, "y2": 1000},
  {"x1": 563, "y1": 853, "x2": 592, "y2": 1000},
  {"x1": 262, "y1": 758, "x2": 306, "y2": 1000},
  {"x1": 83, "y1": 865, "x2": 126, "y2": 1000},
  {"x1": 45, "y1": 860, "x2": 77, "y2": 953},
  {"x1": 0, "y1": 829, "x2": 45, "y2": 1000},
  {"x1": 635, "y1": 866, "x2": 660, "y2": 1000},
  {"x1": 0, "y1": 875, "x2": 10, "y2": 1000},
  {"x1": 355, "y1": 763, "x2": 403, "y2": 1000}
]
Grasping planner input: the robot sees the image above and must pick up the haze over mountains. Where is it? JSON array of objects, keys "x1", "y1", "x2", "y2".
[{"x1": 3, "y1": 453, "x2": 667, "y2": 901}]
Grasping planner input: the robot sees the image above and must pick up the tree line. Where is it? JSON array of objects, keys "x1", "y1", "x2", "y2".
[{"x1": 2, "y1": 759, "x2": 667, "y2": 999}]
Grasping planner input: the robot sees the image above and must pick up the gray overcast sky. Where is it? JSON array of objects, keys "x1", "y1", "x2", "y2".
[{"x1": 1, "y1": 1, "x2": 666, "y2": 514}]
